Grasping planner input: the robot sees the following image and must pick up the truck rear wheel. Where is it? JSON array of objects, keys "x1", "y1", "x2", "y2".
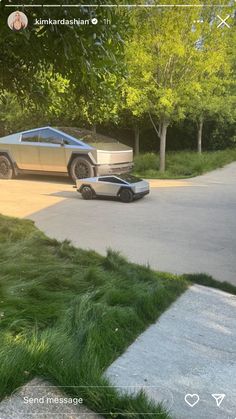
[
  {"x1": 0, "y1": 155, "x2": 14, "y2": 179},
  {"x1": 70, "y1": 157, "x2": 93, "y2": 181}
]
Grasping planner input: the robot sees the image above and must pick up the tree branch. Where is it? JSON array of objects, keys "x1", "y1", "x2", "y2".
[{"x1": 148, "y1": 112, "x2": 160, "y2": 138}]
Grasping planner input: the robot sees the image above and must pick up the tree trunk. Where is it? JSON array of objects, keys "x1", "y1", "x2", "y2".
[
  {"x1": 92, "y1": 124, "x2": 97, "y2": 134},
  {"x1": 159, "y1": 121, "x2": 168, "y2": 172},
  {"x1": 197, "y1": 118, "x2": 203, "y2": 153},
  {"x1": 148, "y1": 113, "x2": 169, "y2": 172},
  {"x1": 134, "y1": 125, "x2": 140, "y2": 156}
]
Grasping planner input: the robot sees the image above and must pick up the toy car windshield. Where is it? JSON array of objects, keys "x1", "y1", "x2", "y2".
[{"x1": 117, "y1": 174, "x2": 143, "y2": 183}]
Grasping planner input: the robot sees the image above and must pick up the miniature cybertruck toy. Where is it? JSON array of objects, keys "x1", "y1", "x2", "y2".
[{"x1": 75, "y1": 174, "x2": 149, "y2": 203}]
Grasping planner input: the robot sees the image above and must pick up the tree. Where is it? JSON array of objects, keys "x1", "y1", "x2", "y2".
[
  {"x1": 74, "y1": 72, "x2": 123, "y2": 132},
  {"x1": 0, "y1": 71, "x2": 75, "y2": 134},
  {"x1": 0, "y1": 1, "x2": 128, "y2": 95},
  {"x1": 187, "y1": 7, "x2": 236, "y2": 152},
  {"x1": 189, "y1": 77, "x2": 236, "y2": 153},
  {"x1": 0, "y1": 3, "x2": 131, "y2": 136},
  {"x1": 123, "y1": 0, "x2": 235, "y2": 170}
]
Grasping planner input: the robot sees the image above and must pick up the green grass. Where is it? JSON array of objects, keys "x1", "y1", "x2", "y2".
[
  {"x1": 183, "y1": 273, "x2": 236, "y2": 296},
  {"x1": 133, "y1": 149, "x2": 236, "y2": 179},
  {"x1": 0, "y1": 214, "x2": 188, "y2": 418},
  {"x1": 1, "y1": 215, "x2": 235, "y2": 418}
]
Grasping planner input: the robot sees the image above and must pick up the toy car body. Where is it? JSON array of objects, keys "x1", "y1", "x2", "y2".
[
  {"x1": 76, "y1": 174, "x2": 149, "y2": 203},
  {"x1": 0, "y1": 127, "x2": 133, "y2": 180}
]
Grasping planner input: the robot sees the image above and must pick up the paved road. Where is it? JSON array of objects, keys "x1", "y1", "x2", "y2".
[{"x1": 0, "y1": 163, "x2": 235, "y2": 284}]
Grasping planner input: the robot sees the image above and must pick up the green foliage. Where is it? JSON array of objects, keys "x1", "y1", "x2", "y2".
[
  {"x1": 183, "y1": 273, "x2": 236, "y2": 296},
  {"x1": 75, "y1": 73, "x2": 123, "y2": 128},
  {"x1": 0, "y1": 71, "x2": 76, "y2": 135},
  {"x1": 0, "y1": 2, "x2": 235, "y2": 156},
  {"x1": 0, "y1": 2, "x2": 128, "y2": 135},
  {"x1": 209, "y1": 126, "x2": 236, "y2": 151},
  {"x1": 133, "y1": 149, "x2": 236, "y2": 178},
  {"x1": 122, "y1": 2, "x2": 236, "y2": 164},
  {"x1": 124, "y1": 2, "x2": 204, "y2": 122},
  {"x1": 0, "y1": 2, "x2": 128, "y2": 93},
  {"x1": 133, "y1": 153, "x2": 159, "y2": 173}
]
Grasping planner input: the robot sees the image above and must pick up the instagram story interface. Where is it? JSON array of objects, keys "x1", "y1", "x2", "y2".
[{"x1": 0, "y1": 1, "x2": 235, "y2": 419}]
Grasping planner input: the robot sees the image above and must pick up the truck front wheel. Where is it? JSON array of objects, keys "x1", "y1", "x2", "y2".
[{"x1": 70, "y1": 157, "x2": 93, "y2": 181}]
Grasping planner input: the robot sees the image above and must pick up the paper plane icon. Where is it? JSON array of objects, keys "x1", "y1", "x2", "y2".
[{"x1": 211, "y1": 394, "x2": 225, "y2": 407}]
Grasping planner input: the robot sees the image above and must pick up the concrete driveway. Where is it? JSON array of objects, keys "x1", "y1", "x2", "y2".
[{"x1": 0, "y1": 163, "x2": 235, "y2": 284}]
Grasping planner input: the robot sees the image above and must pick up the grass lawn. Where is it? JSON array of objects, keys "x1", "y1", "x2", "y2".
[
  {"x1": 0, "y1": 215, "x2": 236, "y2": 418},
  {"x1": 133, "y1": 149, "x2": 236, "y2": 179}
]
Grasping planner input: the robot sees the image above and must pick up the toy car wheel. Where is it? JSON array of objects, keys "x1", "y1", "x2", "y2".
[
  {"x1": 81, "y1": 186, "x2": 94, "y2": 200},
  {"x1": 0, "y1": 155, "x2": 13, "y2": 179},
  {"x1": 119, "y1": 188, "x2": 133, "y2": 203},
  {"x1": 70, "y1": 157, "x2": 93, "y2": 181}
]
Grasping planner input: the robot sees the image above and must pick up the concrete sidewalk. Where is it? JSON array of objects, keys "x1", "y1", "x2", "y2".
[{"x1": 106, "y1": 285, "x2": 236, "y2": 419}]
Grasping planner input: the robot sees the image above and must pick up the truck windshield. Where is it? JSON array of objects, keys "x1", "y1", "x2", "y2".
[{"x1": 58, "y1": 127, "x2": 119, "y2": 145}]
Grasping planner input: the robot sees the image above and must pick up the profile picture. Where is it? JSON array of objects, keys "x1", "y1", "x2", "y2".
[{"x1": 8, "y1": 11, "x2": 28, "y2": 32}]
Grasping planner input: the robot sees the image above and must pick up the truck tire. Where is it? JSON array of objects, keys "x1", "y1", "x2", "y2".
[
  {"x1": 0, "y1": 155, "x2": 14, "y2": 179},
  {"x1": 70, "y1": 157, "x2": 93, "y2": 181}
]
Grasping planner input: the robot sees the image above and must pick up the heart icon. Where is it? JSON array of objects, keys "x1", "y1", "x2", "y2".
[{"x1": 184, "y1": 393, "x2": 200, "y2": 407}]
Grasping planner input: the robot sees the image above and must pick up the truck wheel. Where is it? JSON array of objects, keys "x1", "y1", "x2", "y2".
[
  {"x1": 119, "y1": 188, "x2": 133, "y2": 203},
  {"x1": 70, "y1": 157, "x2": 93, "y2": 181},
  {"x1": 0, "y1": 155, "x2": 13, "y2": 179},
  {"x1": 81, "y1": 186, "x2": 94, "y2": 200}
]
